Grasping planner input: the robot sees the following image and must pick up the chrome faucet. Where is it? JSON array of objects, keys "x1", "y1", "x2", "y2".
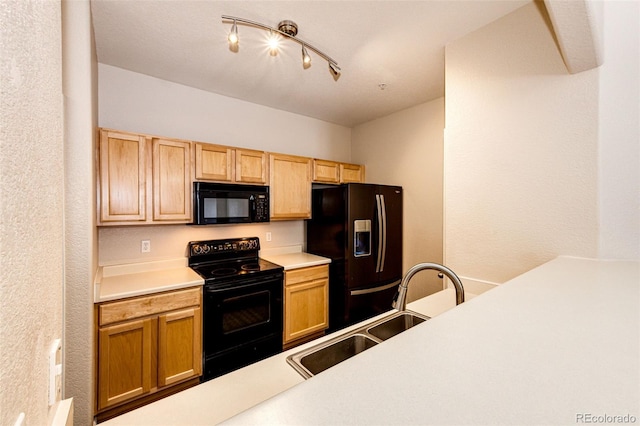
[{"x1": 392, "y1": 263, "x2": 465, "y2": 311}]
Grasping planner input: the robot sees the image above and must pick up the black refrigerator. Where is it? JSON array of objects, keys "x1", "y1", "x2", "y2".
[{"x1": 306, "y1": 183, "x2": 403, "y2": 331}]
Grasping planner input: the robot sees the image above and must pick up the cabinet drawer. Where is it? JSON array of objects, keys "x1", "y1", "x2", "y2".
[
  {"x1": 99, "y1": 287, "x2": 201, "y2": 326},
  {"x1": 285, "y1": 265, "x2": 329, "y2": 286}
]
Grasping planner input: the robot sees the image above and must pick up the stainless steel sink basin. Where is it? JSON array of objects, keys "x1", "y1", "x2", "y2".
[
  {"x1": 291, "y1": 333, "x2": 378, "y2": 378},
  {"x1": 366, "y1": 312, "x2": 427, "y2": 341},
  {"x1": 287, "y1": 310, "x2": 429, "y2": 379}
]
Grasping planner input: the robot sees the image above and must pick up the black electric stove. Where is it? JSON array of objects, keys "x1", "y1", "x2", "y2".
[{"x1": 188, "y1": 237, "x2": 284, "y2": 381}]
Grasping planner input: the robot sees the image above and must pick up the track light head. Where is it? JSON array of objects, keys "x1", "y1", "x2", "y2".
[
  {"x1": 228, "y1": 20, "x2": 239, "y2": 52},
  {"x1": 268, "y1": 30, "x2": 279, "y2": 56},
  {"x1": 302, "y1": 44, "x2": 311, "y2": 69},
  {"x1": 328, "y1": 62, "x2": 341, "y2": 80}
]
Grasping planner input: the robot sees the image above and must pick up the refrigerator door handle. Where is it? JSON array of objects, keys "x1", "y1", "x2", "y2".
[
  {"x1": 350, "y1": 280, "x2": 401, "y2": 296},
  {"x1": 375, "y1": 194, "x2": 383, "y2": 272},
  {"x1": 380, "y1": 194, "x2": 387, "y2": 272}
]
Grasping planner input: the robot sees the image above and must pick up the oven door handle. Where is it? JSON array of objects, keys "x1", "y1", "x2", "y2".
[{"x1": 204, "y1": 273, "x2": 283, "y2": 293}]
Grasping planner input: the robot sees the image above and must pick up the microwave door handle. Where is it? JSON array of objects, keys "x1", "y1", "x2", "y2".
[{"x1": 375, "y1": 194, "x2": 383, "y2": 273}]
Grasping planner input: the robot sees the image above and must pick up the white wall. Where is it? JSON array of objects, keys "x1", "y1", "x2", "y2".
[
  {"x1": 352, "y1": 99, "x2": 445, "y2": 301},
  {"x1": 597, "y1": 0, "x2": 639, "y2": 260},
  {"x1": 444, "y1": 2, "x2": 600, "y2": 285},
  {"x1": 62, "y1": 1, "x2": 98, "y2": 424},
  {"x1": 97, "y1": 65, "x2": 352, "y2": 264},
  {"x1": 0, "y1": 1, "x2": 65, "y2": 424},
  {"x1": 444, "y1": 1, "x2": 639, "y2": 287}
]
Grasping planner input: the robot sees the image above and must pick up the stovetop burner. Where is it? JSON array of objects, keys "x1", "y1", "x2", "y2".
[
  {"x1": 240, "y1": 263, "x2": 260, "y2": 272},
  {"x1": 211, "y1": 267, "x2": 238, "y2": 276},
  {"x1": 187, "y1": 237, "x2": 283, "y2": 283}
]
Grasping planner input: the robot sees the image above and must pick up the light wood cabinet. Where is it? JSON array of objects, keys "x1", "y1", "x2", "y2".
[
  {"x1": 283, "y1": 265, "x2": 329, "y2": 346},
  {"x1": 269, "y1": 153, "x2": 312, "y2": 220},
  {"x1": 152, "y1": 138, "x2": 191, "y2": 221},
  {"x1": 340, "y1": 162, "x2": 365, "y2": 183},
  {"x1": 96, "y1": 287, "x2": 202, "y2": 413},
  {"x1": 312, "y1": 159, "x2": 365, "y2": 184},
  {"x1": 312, "y1": 159, "x2": 340, "y2": 184},
  {"x1": 98, "y1": 129, "x2": 146, "y2": 222},
  {"x1": 194, "y1": 142, "x2": 267, "y2": 184},
  {"x1": 235, "y1": 148, "x2": 267, "y2": 184},
  {"x1": 98, "y1": 129, "x2": 192, "y2": 225}
]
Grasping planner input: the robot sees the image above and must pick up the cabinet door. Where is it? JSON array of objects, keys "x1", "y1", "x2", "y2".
[
  {"x1": 98, "y1": 318, "x2": 152, "y2": 410},
  {"x1": 99, "y1": 130, "x2": 146, "y2": 222},
  {"x1": 158, "y1": 307, "x2": 202, "y2": 387},
  {"x1": 284, "y1": 266, "x2": 329, "y2": 344},
  {"x1": 152, "y1": 138, "x2": 191, "y2": 221},
  {"x1": 284, "y1": 278, "x2": 329, "y2": 343},
  {"x1": 269, "y1": 154, "x2": 312, "y2": 220},
  {"x1": 313, "y1": 159, "x2": 340, "y2": 184},
  {"x1": 194, "y1": 143, "x2": 233, "y2": 182},
  {"x1": 340, "y1": 163, "x2": 365, "y2": 183},
  {"x1": 235, "y1": 148, "x2": 267, "y2": 184}
]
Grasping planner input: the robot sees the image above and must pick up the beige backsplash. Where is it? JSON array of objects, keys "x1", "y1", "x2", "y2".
[{"x1": 98, "y1": 221, "x2": 305, "y2": 265}]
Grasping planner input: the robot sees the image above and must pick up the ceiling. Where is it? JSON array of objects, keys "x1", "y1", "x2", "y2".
[{"x1": 90, "y1": 0, "x2": 530, "y2": 127}]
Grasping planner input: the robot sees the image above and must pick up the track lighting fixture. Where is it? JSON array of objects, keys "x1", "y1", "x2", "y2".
[{"x1": 222, "y1": 15, "x2": 341, "y2": 79}]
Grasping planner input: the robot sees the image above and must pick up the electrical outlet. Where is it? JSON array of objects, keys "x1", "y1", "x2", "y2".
[
  {"x1": 49, "y1": 339, "x2": 62, "y2": 406},
  {"x1": 266, "y1": 232, "x2": 272, "y2": 242},
  {"x1": 141, "y1": 240, "x2": 151, "y2": 253}
]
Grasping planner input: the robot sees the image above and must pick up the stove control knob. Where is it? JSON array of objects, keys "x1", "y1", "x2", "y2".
[
  {"x1": 192, "y1": 244, "x2": 202, "y2": 255},
  {"x1": 202, "y1": 244, "x2": 210, "y2": 253}
]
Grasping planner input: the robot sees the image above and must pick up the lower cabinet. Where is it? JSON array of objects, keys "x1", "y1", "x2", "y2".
[
  {"x1": 283, "y1": 265, "x2": 329, "y2": 348},
  {"x1": 96, "y1": 287, "x2": 202, "y2": 417}
]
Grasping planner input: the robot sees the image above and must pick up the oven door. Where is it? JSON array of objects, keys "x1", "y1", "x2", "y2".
[{"x1": 203, "y1": 272, "x2": 283, "y2": 357}]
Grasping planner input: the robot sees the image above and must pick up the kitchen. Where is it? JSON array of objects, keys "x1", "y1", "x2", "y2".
[{"x1": 1, "y1": 1, "x2": 638, "y2": 426}]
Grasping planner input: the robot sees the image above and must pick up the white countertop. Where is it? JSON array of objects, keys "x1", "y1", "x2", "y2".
[
  {"x1": 95, "y1": 258, "x2": 204, "y2": 303},
  {"x1": 261, "y1": 252, "x2": 331, "y2": 270},
  {"x1": 94, "y1": 248, "x2": 330, "y2": 303},
  {"x1": 101, "y1": 256, "x2": 639, "y2": 426},
  {"x1": 225, "y1": 256, "x2": 639, "y2": 425}
]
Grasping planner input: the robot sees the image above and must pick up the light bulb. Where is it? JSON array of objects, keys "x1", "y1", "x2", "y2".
[
  {"x1": 268, "y1": 31, "x2": 279, "y2": 56},
  {"x1": 228, "y1": 21, "x2": 238, "y2": 48},
  {"x1": 302, "y1": 45, "x2": 311, "y2": 69}
]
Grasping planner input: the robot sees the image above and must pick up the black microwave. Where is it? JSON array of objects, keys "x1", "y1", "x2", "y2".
[{"x1": 192, "y1": 182, "x2": 270, "y2": 225}]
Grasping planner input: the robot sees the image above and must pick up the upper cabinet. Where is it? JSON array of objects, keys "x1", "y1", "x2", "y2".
[
  {"x1": 98, "y1": 129, "x2": 146, "y2": 222},
  {"x1": 151, "y1": 138, "x2": 191, "y2": 221},
  {"x1": 194, "y1": 143, "x2": 267, "y2": 185},
  {"x1": 269, "y1": 153, "x2": 312, "y2": 220},
  {"x1": 339, "y1": 162, "x2": 365, "y2": 183},
  {"x1": 98, "y1": 129, "x2": 191, "y2": 226},
  {"x1": 312, "y1": 159, "x2": 365, "y2": 184},
  {"x1": 97, "y1": 128, "x2": 365, "y2": 225}
]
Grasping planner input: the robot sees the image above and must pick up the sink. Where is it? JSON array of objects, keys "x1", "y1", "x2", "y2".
[
  {"x1": 288, "y1": 333, "x2": 378, "y2": 379},
  {"x1": 287, "y1": 310, "x2": 429, "y2": 379},
  {"x1": 367, "y1": 312, "x2": 427, "y2": 341}
]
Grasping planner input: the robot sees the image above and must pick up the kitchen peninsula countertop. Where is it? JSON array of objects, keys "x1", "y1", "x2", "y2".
[
  {"x1": 101, "y1": 257, "x2": 639, "y2": 425},
  {"x1": 94, "y1": 258, "x2": 204, "y2": 303}
]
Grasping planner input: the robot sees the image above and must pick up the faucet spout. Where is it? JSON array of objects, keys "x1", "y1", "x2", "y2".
[{"x1": 392, "y1": 263, "x2": 465, "y2": 311}]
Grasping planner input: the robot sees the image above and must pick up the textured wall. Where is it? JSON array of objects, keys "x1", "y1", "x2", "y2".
[
  {"x1": 0, "y1": 1, "x2": 64, "y2": 424},
  {"x1": 352, "y1": 99, "x2": 445, "y2": 301},
  {"x1": 62, "y1": 0, "x2": 98, "y2": 424},
  {"x1": 444, "y1": 2, "x2": 600, "y2": 284},
  {"x1": 597, "y1": 0, "x2": 640, "y2": 260}
]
